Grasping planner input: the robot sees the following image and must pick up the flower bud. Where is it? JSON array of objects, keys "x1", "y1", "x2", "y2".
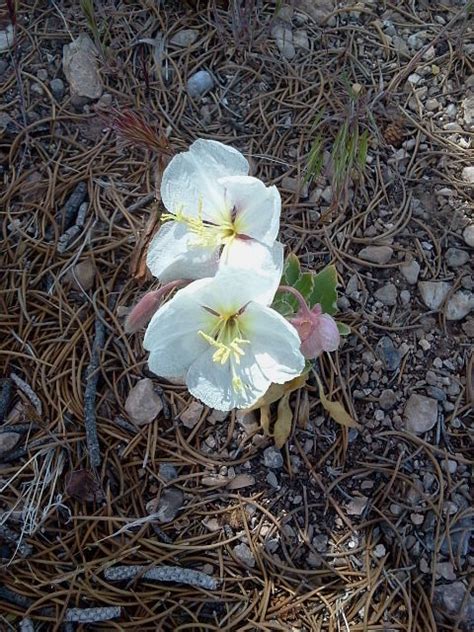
[
  {"x1": 290, "y1": 304, "x2": 340, "y2": 359},
  {"x1": 124, "y1": 291, "x2": 162, "y2": 334}
]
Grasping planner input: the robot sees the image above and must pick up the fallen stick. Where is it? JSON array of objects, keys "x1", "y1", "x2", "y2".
[
  {"x1": 0, "y1": 379, "x2": 12, "y2": 422},
  {"x1": 83, "y1": 315, "x2": 105, "y2": 468},
  {"x1": 104, "y1": 564, "x2": 219, "y2": 590},
  {"x1": 10, "y1": 374, "x2": 42, "y2": 416},
  {"x1": 126, "y1": 192, "x2": 156, "y2": 214},
  {"x1": 61, "y1": 181, "x2": 88, "y2": 230},
  {"x1": 57, "y1": 201, "x2": 89, "y2": 254},
  {"x1": 63, "y1": 606, "x2": 121, "y2": 623}
]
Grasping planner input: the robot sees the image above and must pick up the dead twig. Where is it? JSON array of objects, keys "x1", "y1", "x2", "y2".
[
  {"x1": 9, "y1": 374, "x2": 42, "y2": 416},
  {"x1": 104, "y1": 564, "x2": 220, "y2": 590},
  {"x1": 83, "y1": 314, "x2": 105, "y2": 468}
]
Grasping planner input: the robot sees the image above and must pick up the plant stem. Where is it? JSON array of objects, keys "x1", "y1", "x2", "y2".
[{"x1": 277, "y1": 285, "x2": 312, "y2": 318}]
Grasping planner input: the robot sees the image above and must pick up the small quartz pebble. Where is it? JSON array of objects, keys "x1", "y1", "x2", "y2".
[
  {"x1": 170, "y1": 29, "x2": 199, "y2": 47},
  {"x1": 125, "y1": 378, "x2": 163, "y2": 426},
  {"x1": 404, "y1": 394, "x2": 438, "y2": 434},
  {"x1": 263, "y1": 446, "x2": 284, "y2": 469},
  {"x1": 463, "y1": 224, "x2": 474, "y2": 248},
  {"x1": 374, "y1": 544, "x2": 386, "y2": 558},
  {"x1": 187, "y1": 70, "x2": 214, "y2": 98},
  {"x1": 411, "y1": 512, "x2": 424, "y2": 525},
  {"x1": 374, "y1": 283, "x2": 397, "y2": 306},
  {"x1": 233, "y1": 542, "x2": 255, "y2": 567},
  {"x1": 379, "y1": 389, "x2": 397, "y2": 410},
  {"x1": 461, "y1": 166, "x2": 474, "y2": 184},
  {"x1": 359, "y1": 246, "x2": 393, "y2": 265},
  {"x1": 345, "y1": 495, "x2": 368, "y2": 516},
  {"x1": 445, "y1": 248, "x2": 469, "y2": 268},
  {"x1": 418, "y1": 281, "x2": 451, "y2": 310},
  {"x1": 401, "y1": 260, "x2": 420, "y2": 285},
  {"x1": 154, "y1": 488, "x2": 184, "y2": 523},
  {"x1": 376, "y1": 336, "x2": 401, "y2": 371},
  {"x1": 227, "y1": 474, "x2": 255, "y2": 490},
  {"x1": 0, "y1": 431, "x2": 20, "y2": 457},
  {"x1": 446, "y1": 292, "x2": 474, "y2": 321},
  {"x1": 180, "y1": 401, "x2": 204, "y2": 428}
]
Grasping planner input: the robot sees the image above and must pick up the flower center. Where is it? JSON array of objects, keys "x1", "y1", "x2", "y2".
[
  {"x1": 162, "y1": 202, "x2": 239, "y2": 249},
  {"x1": 198, "y1": 312, "x2": 249, "y2": 394}
]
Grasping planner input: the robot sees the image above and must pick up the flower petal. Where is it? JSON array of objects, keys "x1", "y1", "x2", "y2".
[
  {"x1": 186, "y1": 347, "x2": 271, "y2": 411},
  {"x1": 191, "y1": 266, "x2": 280, "y2": 314},
  {"x1": 146, "y1": 221, "x2": 220, "y2": 282},
  {"x1": 161, "y1": 139, "x2": 249, "y2": 222},
  {"x1": 317, "y1": 314, "x2": 341, "y2": 352},
  {"x1": 144, "y1": 289, "x2": 217, "y2": 377},
  {"x1": 221, "y1": 239, "x2": 284, "y2": 304},
  {"x1": 218, "y1": 175, "x2": 281, "y2": 245},
  {"x1": 242, "y1": 303, "x2": 305, "y2": 384}
]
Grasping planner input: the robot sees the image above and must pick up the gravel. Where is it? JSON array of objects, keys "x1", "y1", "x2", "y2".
[
  {"x1": 418, "y1": 281, "x2": 451, "y2": 310},
  {"x1": 187, "y1": 70, "x2": 214, "y2": 97},
  {"x1": 404, "y1": 394, "x2": 438, "y2": 434},
  {"x1": 263, "y1": 446, "x2": 284, "y2": 469},
  {"x1": 358, "y1": 246, "x2": 393, "y2": 264}
]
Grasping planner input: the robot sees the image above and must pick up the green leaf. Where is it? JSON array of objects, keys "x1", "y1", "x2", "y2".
[
  {"x1": 272, "y1": 297, "x2": 295, "y2": 317},
  {"x1": 282, "y1": 253, "x2": 300, "y2": 285},
  {"x1": 294, "y1": 272, "x2": 314, "y2": 301},
  {"x1": 337, "y1": 322, "x2": 351, "y2": 336},
  {"x1": 308, "y1": 264, "x2": 338, "y2": 314}
]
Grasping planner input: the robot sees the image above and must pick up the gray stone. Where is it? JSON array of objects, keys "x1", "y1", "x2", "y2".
[
  {"x1": 418, "y1": 281, "x2": 451, "y2": 310},
  {"x1": 0, "y1": 59, "x2": 8, "y2": 75},
  {"x1": 187, "y1": 70, "x2": 214, "y2": 98},
  {"x1": 379, "y1": 389, "x2": 397, "y2": 411},
  {"x1": 462, "y1": 166, "x2": 474, "y2": 183},
  {"x1": 159, "y1": 463, "x2": 177, "y2": 481},
  {"x1": 407, "y1": 32, "x2": 425, "y2": 50},
  {"x1": 62, "y1": 34, "x2": 102, "y2": 100},
  {"x1": 463, "y1": 95, "x2": 474, "y2": 128},
  {"x1": 375, "y1": 283, "x2": 397, "y2": 306},
  {"x1": 359, "y1": 246, "x2": 393, "y2": 265},
  {"x1": 434, "y1": 582, "x2": 474, "y2": 626},
  {"x1": 400, "y1": 289, "x2": 411, "y2": 305},
  {"x1": 263, "y1": 446, "x2": 284, "y2": 469},
  {"x1": 180, "y1": 401, "x2": 204, "y2": 429},
  {"x1": 376, "y1": 336, "x2": 401, "y2": 371},
  {"x1": 170, "y1": 29, "x2": 199, "y2": 47},
  {"x1": 425, "y1": 98, "x2": 440, "y2": 112},
  {"x1": 404, "y1": 394, "x2": 438, "y2": 434},
  {"x1": 125, "y1": 378, "x2": 163, "y2": 426},
  {"x1": 293, "y1": 29, "x2": 310, "y2": 50},
  {"x1": 446, "y1": 247, "x2": 469, "y2": 268},
  {"x1": 271, "y1": 24, "x2": 295, "y2": 60},
  {"x1": 446, "y1": 291, "x2": 474, "y2": 321},
  {"x1": 0, "y1": 431, "x2": 20, "y2": 457},
  {"x1": 266, "y1": 471, "x2": 279, "y2": 488},
  {"x1": 401, "y1": 260, "x2": 420, "y2": 284},
  {"x1": 233, "y1": 542, "x2": 255, "y2": 567},
  {"x1": 50, "y1": 78, "x2": 65, "y2": 100},
  {"x1": 346, "y1": 495, "x2": 368, "y2": 516},
  {"x1": 427, "y1": 386, "x2": 446, "y2": 401},
  {"x1": 313, "y1": 534, "x2": 328, "y2": 552},
  {"x1": 463, "y1": 224, "x2": 474, "y2": 248},
  {"x1": 0, "y1": 25, "x2": 14, "y2": 52},
  {"x1": 155, "y1": 488, "x2": 184, "y2": 523}
]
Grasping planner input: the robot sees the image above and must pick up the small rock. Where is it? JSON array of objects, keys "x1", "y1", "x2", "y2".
[
  {"x1": 227, "y1": 474, "x2": 255, "y2": 490},
  {"x1": 400, "y1": 290, "x2": 411, "y2": 305},
  {"x1": 159, "y1": 463, "x2": 177, "y2": 481},
  {"x1": 155, "y1": 488, "x2": 184, "y2": 523},
  {"x1": 446, "y1": 291, "x2": 474, "y2": 321},
  {"x1": 271, "y1": 24, "x2": 295, "y2": 60},
  {"x1": 293, "y1": 29, "x2": 309, "y2": 50},
  {"x1": 263, "y1": 446, "x2": 284, "y2": 469},
  {"x1": 346, "y1": 495, "x2": 368, "y2": 516},
  {"x1": 187, "y1": 70, "x2": 214, "y2": 98},
  {"x1": 180, "y1": 401, "x2": 204, "y2": 429},
  {"x1": 313, "y1": 534, "x2": 328, "y2": 552},
  {"x1": 374, "y1": 544, "x2": 386, "y2": 558},
  {"x1": 0, "y1": 432, "x2": 20, "y2": 457},
  {"x1": 407, "y1": 72, "x2": 422, "y2": 85},
  {"x1": 50, "y1": 78, "x2": 65, "y2": 100},
  {"x1": 233, "y1": 542, "x2": 255, "y2": 567},
  {"x1": 463, "y1": 95, "x2": 474, "y2": 128},
  {"x1": 463, "y1": 224, "x2": 474, "y2": 248},
  {"x1": 401, "y1": 260, "x2": 420, "y2": 285},
  {"x1": 425, "y1": 98, "x2": 439, "y2": 112},
  {"x1": 376, "y1": 336, "x2": 401, "y2": 371},
  {"x1": 62, "y1": 34, "x2": 103, "y2": 100},
  {"x1": 266, "y1": 471, "x2": 279, "y2": 488},
  {"x1": 0, "y1": 25, "x2": 15, "y2": 52},
  {"x1": 418, "y1": 281, "x2": 451, "y2": 310},
  {"x1": 281, "y1": 176, "x2": 308, "y2": 197},
  {"x1": 70, "y1": 259, "x2": 95, "y2": 291},
  {"x1": 208, "y1": 409, "x2": 228, "y2": 423},
  {"x1": 407, "y1": 32, "x2": 425, "y2": 50},
  {"x1": 170, "y1": 29, "x2": 199, "y2": 47},
  {"x1": 437, "y1": 561, "x2": 456, "y2": 581},
  {"x1": 461, "y1": 166, "x2": 474, "y2": 184},
  {"x1": 441, "y1": 460, "x2": 457, "y2": 475},
  {"x1": 125, "y1": 378, "x2": 163, "y2": 426},
  {"x1": 374, "y1": 283, "x2": 397, "y2": 306},
  {"x1": 236, "y1": 410, "x2": 259, "y2": 434},
  {"x1": 96, "y1": 92, "x2": 112, "y2": 109},
  {"x1": 462, "y1": 318, "x2": 474, "y2": 337},
  {"x1": 446, "y1": 247, "x2": 469, "y2": 268},
  {"x1": 410, "y1": 512, "x2": 424, "y2": 525},
  {"x1": 434, "y1": 582, "x2": 474, "y2": 626},
  {"x1": 379, "y1": 389, "x2": 397, "y2": 411},
  {"x1": 427, "y1": 386, "x2": 446, "y2": 401},
  {"x1": 0, "y1": 59, "x2": 8, "y2": 75},
  {"x1": 359, "y1": 246, "x2": 393, "y2": 265},
  {"x1": 404, "y1": 394, "x2": 438, "y2": 434},
  {"x1": 422, "y1": 45, "x2": 435, "y2": 61}
]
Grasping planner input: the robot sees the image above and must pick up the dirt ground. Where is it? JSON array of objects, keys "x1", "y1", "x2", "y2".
[{"x1": 0, "y1": 1, "x2": 473, "y2": 630}]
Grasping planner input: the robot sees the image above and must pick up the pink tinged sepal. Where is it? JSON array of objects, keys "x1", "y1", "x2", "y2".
[
  {"x1": 124, "y1": 291, "x2": 163, "y2": 334},
  {"x1": 290, "y1": 304, "x2": 340, "y2": 359}
]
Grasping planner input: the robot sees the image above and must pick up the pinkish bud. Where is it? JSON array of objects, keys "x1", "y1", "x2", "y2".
[
  {"x1": 290, "y1": 304, "x2": 340, "y2": 359},
  {"x1": 124, "y1": 291, "x2": 162, "y2": 334}
]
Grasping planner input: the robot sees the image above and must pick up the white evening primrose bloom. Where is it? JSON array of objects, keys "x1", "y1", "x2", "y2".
[
  {"x1": 146, "y1": 138, "x2": 282, "y2": 283},
  {"x1": 143, "y1": 268, "x2": 305, "y2": 411}
]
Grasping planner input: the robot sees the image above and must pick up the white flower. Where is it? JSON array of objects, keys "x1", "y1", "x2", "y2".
[
  {"x1": 146, "y1": 139, "x2": 282, "y2": 285},
  {"x1": 144, "y1": 267, "x2": 305, "y2": 411}
]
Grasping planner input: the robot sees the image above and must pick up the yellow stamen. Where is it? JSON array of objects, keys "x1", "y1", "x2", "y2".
[{"x1": 162, "y1": 201, "x2": 237, "y2": 249}]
